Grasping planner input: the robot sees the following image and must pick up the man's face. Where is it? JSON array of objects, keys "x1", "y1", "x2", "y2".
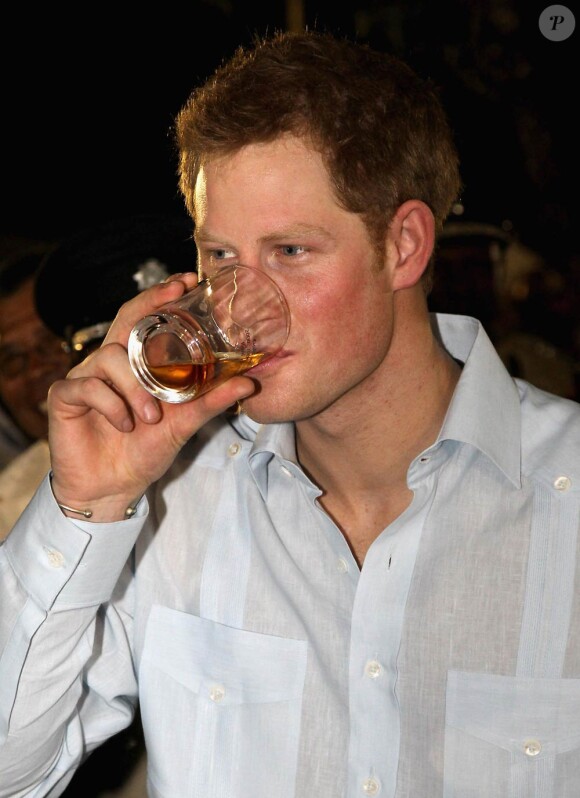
[
  {"x1": 0, "y1": 277, "x2": 70, "y2": 441},
  {"x1": 193, "y1": 135, "x2": 397, "y2": 425}
]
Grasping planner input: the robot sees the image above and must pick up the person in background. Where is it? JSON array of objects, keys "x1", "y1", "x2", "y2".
[
  {"x1": 0, "y1": 247, "x2": 71, "y2": 538},
  {"x1": 0, "y1": 213, "x2": 195, "y2": 544},
  {"x1": 0, "y1": 247, "x2": 69, "y2": 464},
  {"x1": 34, "y1": 212, "x2": 196, "y2": 365},
  {"x1": 1, "y1": 30, "x2": 579, "y2": 798},
  {"x1": 0, "y1": 222, "x2": 192, "y2": 795},
  {"x1": 429, "y1": 215, "x2": 579, "y2": 400}
]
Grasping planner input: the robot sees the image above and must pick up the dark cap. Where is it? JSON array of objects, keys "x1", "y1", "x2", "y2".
[{"x1": 35, "y1": 213, "x2": 196, "y2": 351}]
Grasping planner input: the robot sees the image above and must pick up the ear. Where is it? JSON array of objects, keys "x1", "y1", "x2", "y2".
[{"x1": 388, "y1": 200, "x2": 435, "y2": 291}]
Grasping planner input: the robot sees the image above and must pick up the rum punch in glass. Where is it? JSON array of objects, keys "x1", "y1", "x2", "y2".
[{"x1": 128, "y1": 264, "x2": 290, "y2": 403}]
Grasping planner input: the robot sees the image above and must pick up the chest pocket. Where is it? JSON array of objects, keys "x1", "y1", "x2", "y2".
[
  {"x1": 443, "y1": 670, "x2": 580, "y2": 798},
  {"x1": 140, "y1": 604, "x2": 307, "y2": 798}
]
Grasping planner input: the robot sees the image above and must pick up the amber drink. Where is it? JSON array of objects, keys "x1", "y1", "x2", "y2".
[{"x1": 128, "y1": 265, "x2": 290, "y2": 403}]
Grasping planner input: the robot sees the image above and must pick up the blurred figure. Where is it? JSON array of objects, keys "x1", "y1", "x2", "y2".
[
  {"x1": 429, "y1": 216, "x2": 579, "y2": 400},
  {"x1": 1, "y1": 213, "x2": 196, "y2": 546},
  {"x1": 0, "y1": 246, "x2": 69, "y2": 461},
  {"x1": 35, "y1": 212, "x2": 197, "y2": 367},
  {"x1": 0, "y1": 247, "x2": 71, "y2": 538},
  {"x1": 498, "y1": 246, "x2": 579, "y2": 400},
  {"x1": 428, "y1": 217, "x2": 512, "y2": 342}
]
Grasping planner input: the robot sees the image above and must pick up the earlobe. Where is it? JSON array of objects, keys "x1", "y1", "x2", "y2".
[{"x1": 390, "y1": 200, "x2": 435, "y2": 291}]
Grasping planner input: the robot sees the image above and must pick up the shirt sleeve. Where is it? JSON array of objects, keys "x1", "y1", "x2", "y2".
[{"x1": 0, "y1": 473, "x2": 146, "y2": 796}]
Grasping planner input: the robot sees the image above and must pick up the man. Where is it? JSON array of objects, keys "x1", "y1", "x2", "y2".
[
  {"x1": 0, "y1": 248, "x2": 71, "y2": 538},
  {"x1": 1, "y1": 30, "x2": 579, "y2": 798}
]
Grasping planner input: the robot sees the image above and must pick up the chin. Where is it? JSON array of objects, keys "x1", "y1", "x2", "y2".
[
  {"x1": 236, "y1": 394, "x2": 293, "y2": 426},
  {"x1": 237, "y1": 405, "x2": 283, "y2": 426}
]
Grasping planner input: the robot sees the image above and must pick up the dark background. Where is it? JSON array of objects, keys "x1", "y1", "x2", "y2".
[
  {"x1": 2, "y1": 0, "x2": 579, "y2": 395},
  {"x1": 2, "y1": 1, "x2": 577, "y2": 259}
]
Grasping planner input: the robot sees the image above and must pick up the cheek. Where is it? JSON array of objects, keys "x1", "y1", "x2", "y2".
[
  {"x1": 293, "y1": 274, "x2": 390, "y2": 340},
  {"x1": 290, "y1": 285, "x2": 345, "y2": 344}
]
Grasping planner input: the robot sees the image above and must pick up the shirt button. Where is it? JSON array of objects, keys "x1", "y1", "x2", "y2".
[
  {"x1": 227, "y1": 443, "x2": 241, "y2": 457},
  {"x1": 365, "y1": 660, "x2": 382, "y2": 679},
  {"x1": 337, "y1": 557, "x2": 349, "y2": 573},
  {"x1": 46, "y1": 549, "x2": 65, "y2": 568},
  {"x1": 362, "y1": 777, "x2": 380, "y2": 794},
  {"x1": 209, "y1": 684, "x2": 226, "y2": 702},
  {"x1": 553, "y1": 475, "x2": 571, "y2": 491},
  {"x1": 524, "y1": 739, "x2": 541, "y2": 757}
]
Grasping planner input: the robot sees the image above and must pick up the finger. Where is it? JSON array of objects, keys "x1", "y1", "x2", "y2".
[
  {"x1": 65, "y1": 340, "x2": 256, "y2": 431},
  {"x1": 49, "y1": 373, "x2": 140, "y2": 433},
  {"x1": 64, "y1": 342, "x2": 162, "y2": 427},
  {"x1": 163, "y1": 375, "x2": 257, "y2": 446},
  {"x1": 163, "y1": 271, "x2": 200, "y2": 287},
  {"x1": 186, "y1": 375, "x2": 256, "y2": 418},
  {"x1": 102, "y1": 273, "x2": 199, "y2": 346}
]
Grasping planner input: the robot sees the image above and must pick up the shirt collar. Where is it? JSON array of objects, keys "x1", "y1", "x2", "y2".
[
  {"x1": 241, "y1": 313, "x2": 522, "y2": 495},
  {"x1": 237, "y1": 416, "x2": 299, "y2": 499},
  {"x1": 432, "y1": 313, "x2": 522, "y2": 488},
  {"x1": 233, "y1": 413, "x2": 296, "y2": 463}
]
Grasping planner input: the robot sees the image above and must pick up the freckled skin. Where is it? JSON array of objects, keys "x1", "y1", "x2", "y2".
[{"x1": 194, "y1": 136, "x2": 396, "y2": 427}]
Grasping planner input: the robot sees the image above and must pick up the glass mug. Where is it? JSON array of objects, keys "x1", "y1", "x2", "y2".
[{"x1": 128, "y1": 264, "x2": 290, "y2": 403}]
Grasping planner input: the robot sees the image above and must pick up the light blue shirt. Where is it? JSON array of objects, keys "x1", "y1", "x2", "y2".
[{"x1": 1, "y1": 314, "x2": 579, "y2": 797}]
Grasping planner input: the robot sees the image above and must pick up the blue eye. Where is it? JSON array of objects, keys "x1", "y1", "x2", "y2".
[
  {"x1": 204, "y1": 249, "x2": 237, "y2": 272},
  {"x1": 280, "y1": 245, "x2": 306, "y2": 256}
]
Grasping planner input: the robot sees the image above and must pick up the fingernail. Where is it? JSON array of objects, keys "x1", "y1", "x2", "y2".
[{"x1": 143, "y1": 400, "x2": 160, "y2": 422}]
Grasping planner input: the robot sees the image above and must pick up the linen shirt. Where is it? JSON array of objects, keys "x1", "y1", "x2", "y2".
[{"x1": 1, "y1": 313, "x2": 579, "y2": 798}]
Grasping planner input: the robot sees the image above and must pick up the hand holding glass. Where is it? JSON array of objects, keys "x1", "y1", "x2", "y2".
[{"x1": 128, "y1": 264, "x2": 290, "y2": 403}]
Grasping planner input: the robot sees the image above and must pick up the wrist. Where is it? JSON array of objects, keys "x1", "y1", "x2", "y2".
[
  {"x1": 56, "y1": 500, "x2": 139, "y2": 521},
  {"x1": 49, "y1": 473, "x2": 142, "y2": 522}
]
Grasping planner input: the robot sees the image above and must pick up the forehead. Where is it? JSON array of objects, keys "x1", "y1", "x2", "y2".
[{"x1": 193, "y1": 136, "x2": 332, "y2": 221}]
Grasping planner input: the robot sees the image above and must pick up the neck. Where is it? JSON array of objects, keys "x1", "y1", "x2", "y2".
[{"x1": 295, "y1": 296, "x2": 461, "y2": 563}]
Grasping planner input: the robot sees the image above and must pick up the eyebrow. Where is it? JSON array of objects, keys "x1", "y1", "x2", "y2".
[
  {"x1": 261, "y1": 224, "x2": 332, "y2": 243},
  {"x1": 195, "y1": 223, "x2": 333, "y2": 246}
]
